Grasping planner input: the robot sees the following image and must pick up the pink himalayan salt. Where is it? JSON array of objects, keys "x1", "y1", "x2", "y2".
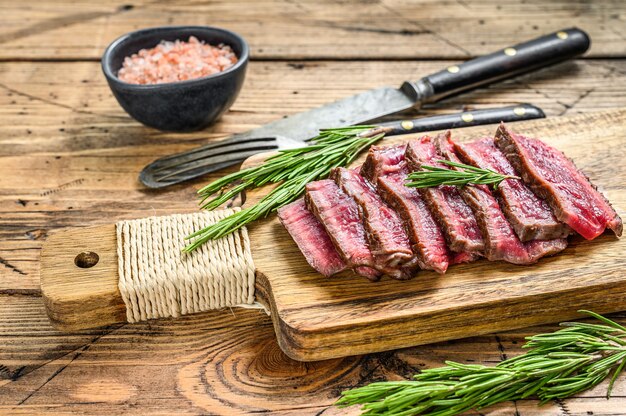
[{"x1": 117, "y1": 36, "x2": 238, "y2": 85}]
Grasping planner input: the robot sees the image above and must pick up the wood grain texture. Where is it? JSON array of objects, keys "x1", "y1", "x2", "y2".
[
  {"x1": 4, "y1": 294, "x2": 626, "y2": 415},
  {"x1": 40, "y1": 109, "x2": 626, "y2": 362},
  {"x1": 1, "y1": 0, "x2": 625, "y2": 60}
]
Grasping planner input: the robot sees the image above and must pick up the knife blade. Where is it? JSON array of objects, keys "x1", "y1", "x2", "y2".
[{"x1": 141, "y1": 27, "x2": 589, "y2": 188}]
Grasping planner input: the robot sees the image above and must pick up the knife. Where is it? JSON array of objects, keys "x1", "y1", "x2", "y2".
[{"x1": 140, "y1": 28, "x2": 589, "y2": 188}]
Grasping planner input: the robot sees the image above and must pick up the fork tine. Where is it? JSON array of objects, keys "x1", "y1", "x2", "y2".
[
  {"x1": 150, "y1": 138, "x2": 279, "y2": 173},
  {"x1": 154, "y1": 133, "x2": 262, "y2": 162},
  {"x1": 154, "y1": 146, "x2": 278, "y2": 182},
  {"x1": 140, "y1": 134, "x2": 285, "y2": 188},
  {"x1": 150, "y1": 138, "x2": 277, "y2": 171},
  {"x1": 140, "y1": 159, "x2": 246, "y2": 188}
]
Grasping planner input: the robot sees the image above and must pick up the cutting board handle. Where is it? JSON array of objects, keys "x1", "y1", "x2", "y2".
[
  {"x1": 40, "y1": 215, "x2": 271, "y2": 331},
  {"x1": 41, "y1": 224, "x2": 128, "y2": 330}
]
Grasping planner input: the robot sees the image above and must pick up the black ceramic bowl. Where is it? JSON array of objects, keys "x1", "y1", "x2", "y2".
[{"x1": 102, "y1": 26, "x2": 248, "y2": 132}]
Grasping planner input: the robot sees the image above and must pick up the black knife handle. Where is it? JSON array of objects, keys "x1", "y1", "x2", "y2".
[
  {"x1": 401, "y1": 28, "x2": 590, "y2": 104},
  {"x1": 374, "y1": 104, "x2": 545, "y2": 137}
]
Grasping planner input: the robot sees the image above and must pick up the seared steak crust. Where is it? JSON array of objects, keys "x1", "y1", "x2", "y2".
[{"x1": 277, "y1": 199, "x2": 346, "y2": 277}]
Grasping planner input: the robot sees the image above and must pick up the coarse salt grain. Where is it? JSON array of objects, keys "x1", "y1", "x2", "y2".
[{"x1": 117, "y1": 36, "x2": 238, "y2": 85}]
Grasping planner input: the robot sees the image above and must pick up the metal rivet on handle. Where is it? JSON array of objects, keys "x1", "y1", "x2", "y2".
[
  {"x1": 513, "y1": 106, "x2": 526, "y2": 116},
  {"x1": 557, "y1": 31, "x2": 569, "y2": 40},
  {"x1": 461, "y1": 113, "x2": 474, "y2": 123},
  {"x1": 504, "y1": 47, "x2": 517, "y2": 56},
  {"x1": 447, "y1": 65, "x2": 460, "y2": 73},
  {"x1": 401, "y1": 120, "x2": 414, "y2": 130}
]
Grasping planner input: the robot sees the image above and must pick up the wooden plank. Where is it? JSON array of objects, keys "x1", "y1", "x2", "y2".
[
  {"x1": 3, "y1": 296, "x2": 626, "y2": 414},
  {"x1": 38, "y1": 109, "x2": 626, "y2": 361},
  {"x1": 0, "y1": 0, "x2": 624, "y2": 60},
  {"x1": 1, "y1": 59, "x2": 626, "y2": 291}
]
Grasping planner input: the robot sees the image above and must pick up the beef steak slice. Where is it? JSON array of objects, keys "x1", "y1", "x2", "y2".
[
  {"x1": 306, "y1": 179, "x2": 413, "y2": 280},
  {"x1": 361, "y1": 144, "x2": 407, "y2": 184},
  {"x1": 305, "y1": 179, "x2": 381, "y2": 280},
  {"x1": 495, "y1": 123, "x2": 622, "y2": 240},
  {"x1": 277, "y1": 199, "x2": 346, "y2": 277}
]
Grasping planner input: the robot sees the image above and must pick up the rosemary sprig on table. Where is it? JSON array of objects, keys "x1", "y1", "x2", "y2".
[
  {"x1": 406, "y1": 160, "x2": 519, "y2": 190},
  {"x1": 337, "y1": 310, "x2": 626, "y2": 416},
  {"x1": 184, "y1": 126, "x2": 384, "y2": 252}
]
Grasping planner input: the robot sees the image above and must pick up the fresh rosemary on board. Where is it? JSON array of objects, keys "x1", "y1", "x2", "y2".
[
  {"x1": 336, "y1": 310, "x2": 626, "y2": 416},
  {"x1": 184, "y1": 126, "x2": 383, "y2": 252},
  {"x1": 406, "y1": 160, "x2": 519, "y2": 190}
]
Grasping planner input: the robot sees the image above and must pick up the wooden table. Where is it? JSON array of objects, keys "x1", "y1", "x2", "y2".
[{"x1": 1, "y1": 1, "x2": 626, "y2": 414}]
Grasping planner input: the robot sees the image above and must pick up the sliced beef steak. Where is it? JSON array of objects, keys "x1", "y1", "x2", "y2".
[
  {"x1": 455, "y1": 137, "x2": 570, "y2": 242},
  {"x1": 495, "y1": 123, "x2": 623, "y2": 240},
  {"x1": 331, "y1": 167, "x2": 414, "y2": 268},
  {"x1": 378, "y1": 174, "x2": 471, "y2": 272},
  {"x1": 435, "y1": 132, "x2": 567, "y2": 264},
  {"x1": 305, "y1": 179, "x2": 381, "y2": 281},
  {"x1": 362, "y1": 144, "x2": 476, "y2": 273},
  {"x1": 277, "y1": 199, "x2": 346, "y2": 277},
  {"x1": 434, "y1": 132, "x2": 522, "y2": 263},
  {"x1": 405, "y1": 136, "x2": 485, "y2": 254}
]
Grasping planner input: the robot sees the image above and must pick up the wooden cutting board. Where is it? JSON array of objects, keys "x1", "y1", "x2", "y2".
[{"x1": 41, "y1": 109, "x2": 626, "y2": 362}]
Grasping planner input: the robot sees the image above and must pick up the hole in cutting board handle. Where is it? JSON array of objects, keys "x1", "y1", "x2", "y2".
[{"x1": 74, "y1": 251, "x2": 99, "y2": 268}]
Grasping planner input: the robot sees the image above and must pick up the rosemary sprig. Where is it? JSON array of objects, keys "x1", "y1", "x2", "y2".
[
  {"x1": 184, "y1": 126, "x2": 383, "y2": 252},
  {"x1": 336, "y1": 310, "x2": 626, "y2": 416},
  {"x1": 406, "y1": 160, "x2": 519, "y2": 190}
]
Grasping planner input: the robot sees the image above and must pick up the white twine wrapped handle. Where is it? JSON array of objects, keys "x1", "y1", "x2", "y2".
[{"x1": 116, "y1": 209, "x2": 256, "y2": 323}]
